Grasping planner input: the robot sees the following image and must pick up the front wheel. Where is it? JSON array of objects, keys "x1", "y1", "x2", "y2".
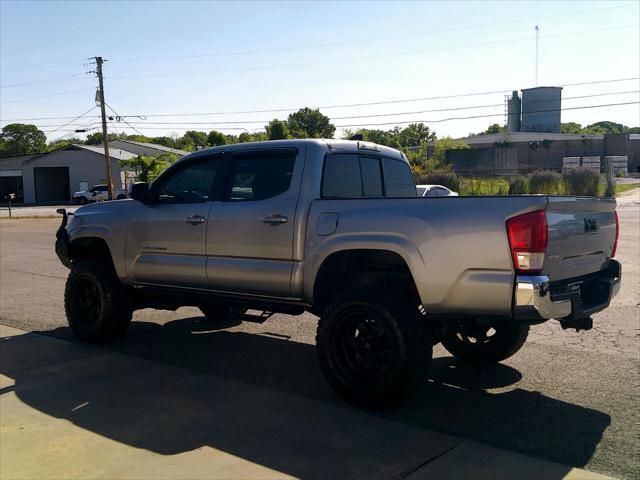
[
  {"x1": 78, "y1": 197, "x2": 88, "y2": 205},
  {"x1": 64, "y1": 260, "x2": 132, "y2": 343},
  {"x1": 442, "y1": 324, "x2": 529, "y2": 365},
  {"x1": 316, "y1": 287, "x2": 431, "y2": 408}
]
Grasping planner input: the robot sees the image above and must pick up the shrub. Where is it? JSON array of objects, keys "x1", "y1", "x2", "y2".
[
  {"x1": 416, "y1": 172, "x2": 460, "y2": 192},
  {"x1": 528, "y1": 170, "x2": 563, "y2": 194},
  {"x1": 563, "y1": 168, "x2": 601, "y2": 196},
  {"x1": 508, "y1": 176, "x2": 529, "y2": 194}
]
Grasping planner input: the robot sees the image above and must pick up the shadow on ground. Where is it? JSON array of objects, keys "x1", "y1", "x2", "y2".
[{"x1": 1, "y1": 317, "x2": 611, "y2": 476}]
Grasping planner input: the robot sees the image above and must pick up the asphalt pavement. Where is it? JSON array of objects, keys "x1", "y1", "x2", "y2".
[{"x1": 0, "y1": 189, "x2": 638, "y2": 479}]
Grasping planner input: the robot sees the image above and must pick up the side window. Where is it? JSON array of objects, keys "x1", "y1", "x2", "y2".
[
  {"x1": 228, "y1": 151, "x2": 295, "y2": 201},
  {"x1": 360, "y1": 156, "x2": 383, "y2": 197},
  {"x1": 383, "y1": 158, "x2": 416, "y2": 197},
  {"x1": 156, "y1": 158, "x2": 219, "y2": 204},
  {"x1": 322, "y1": 154, "x2": 383, "y2": 198},
  {"x1": 322, "y1": 154, "x2": 361, "y2": 198}
]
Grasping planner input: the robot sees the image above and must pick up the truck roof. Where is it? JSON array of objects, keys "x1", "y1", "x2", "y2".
[{"x1": 183, "y1": 138, "x2": 406, "y2": 163}]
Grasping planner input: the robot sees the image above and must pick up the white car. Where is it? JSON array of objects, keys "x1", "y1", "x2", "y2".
[
  {"x1": 416, "y1": 184, "x2": 459, "y2": 197},
  {"x1": 73, "y1": 185, "x2": 127, "y2": 205}
]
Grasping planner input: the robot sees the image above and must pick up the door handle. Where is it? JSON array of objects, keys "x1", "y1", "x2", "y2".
[
  {"x1": 262, "y1": 214, "x2": 289, "y2": 225},
  {"x1": 184, "y1": 214, "x2": 206, "y2": 225}
]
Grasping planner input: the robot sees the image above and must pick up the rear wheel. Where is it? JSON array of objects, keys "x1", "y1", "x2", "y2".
[
  {"x1": 64, "y1": 260, "x2": 132, "y2": 343},
  {"x1": 442, "y1": 324, "x2": 529, "y2": 365},
  {"x1": 116, "y1": 194, "x2": 127, "y2": 200},
  {"x1": 316, "y1": 286, "x2": 430, "y2": 408},
  {"x1": 199, "y1": 304, "x2": 246, "y2": 322}
]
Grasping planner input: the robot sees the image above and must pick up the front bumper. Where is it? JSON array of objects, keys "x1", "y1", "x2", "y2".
[
  {"x1": 514, "y1": 260, "x2": 621, "y2": 321},
  {"x1": 55, "y1": 209, "x2": 72, "y2": 269}
]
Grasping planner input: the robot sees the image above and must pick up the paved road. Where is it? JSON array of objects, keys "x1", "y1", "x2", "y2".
[{"x1": 1, "y1": 190, "x2": 638, "y2": 479}]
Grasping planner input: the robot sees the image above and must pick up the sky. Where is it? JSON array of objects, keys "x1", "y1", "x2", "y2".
[{"x1": 1, "y1": 0, "x2": 639, "y2": 143}]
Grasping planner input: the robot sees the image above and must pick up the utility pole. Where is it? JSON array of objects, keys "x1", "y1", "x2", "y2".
[{"x1": 95, "y1": 56, "x2": 114, "y2": 200}]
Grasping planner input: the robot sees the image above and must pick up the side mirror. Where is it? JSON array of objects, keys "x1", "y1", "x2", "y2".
[{"x1": 129, "y1": 182, "x2": 150, "y2": 203}]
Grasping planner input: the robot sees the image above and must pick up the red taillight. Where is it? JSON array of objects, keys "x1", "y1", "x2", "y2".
[
  {"x1": 611, "y1": 210, "x2": 619, "y2": 258},
  {"x1": 506, "y1": 210, "x2": 548, "y2": 274}
]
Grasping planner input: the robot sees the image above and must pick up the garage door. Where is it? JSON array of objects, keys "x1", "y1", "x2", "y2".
[{"x1": 34, "y1": 167, "x2": 70, "y2": 202}]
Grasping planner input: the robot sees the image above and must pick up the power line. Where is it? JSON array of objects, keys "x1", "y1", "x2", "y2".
[
  {"x1": 0, "y1": 72, "x2": 90, "y2": 90},
  {"x1": 0, "y1": 87, "x2": 96, "y2": 105},
  {"x1": 18, "y1": 76, "x2": 632, "y2": 123},
  {"x1": 104, "y1": 102, "x2": 146, "y2": 137},
  {"x1": 108, "y1": 4, "x2": 631, "y2": 63},
  {"x1": 333, "y1": 101, "x2": 640, "y2": 128},
  {"x1": 43, "y1": 100, "x2": 638, "y2": 133},
  {"x1": 3, "y1": 80, "x2": 638, "y2": 126},
  {"x1": 42, "y1": 106, "x2": 98, "y2": 136},
  {"x1": 104, "y1": 25, "x2": 638, "y2": 83}
]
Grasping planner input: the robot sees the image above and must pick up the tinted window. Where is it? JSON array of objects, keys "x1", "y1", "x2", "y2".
[
  {"x1": 228, "y1": 152, "x2": 295, "y2": 201},
  {"x1": 361, "y1": 156, "x2": 383, "y2": 197},
  {"x1": 416, "y1": 187, "x2": 426, "y2": 196},
  {"x1": 156, "y1": 159, "x2": 219, "y2": 204},
  {"x1": 93, "y1": 185, "x2": 107, "y2": 192},
  {"x1": 322, "y1": 154, "x2": 361, "y2": 198},
  {"x1": 383, "y1": 158, "x2": 416, "y2": 197}
]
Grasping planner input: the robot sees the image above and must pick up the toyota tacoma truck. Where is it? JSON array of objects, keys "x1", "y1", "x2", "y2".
[{"x1": 55, "y1": 139, "x2": 621, "y2": 407}]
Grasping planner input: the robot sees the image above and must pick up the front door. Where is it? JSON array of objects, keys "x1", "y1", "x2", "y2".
[
  {"x1": 206, "y1": 148, "x2": 302, "y2": 297},
  {"x1": 125, "y1": 154, "x2": 225, "y2": 288}
]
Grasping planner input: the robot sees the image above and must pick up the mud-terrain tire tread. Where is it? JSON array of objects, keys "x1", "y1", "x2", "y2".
[
  {"x1": 316, "y1": 285, "x2": 431, "y2": 408},
  {"x1": 64, "y1": 259, "x2": 132, "y2": 343},
  {"x1": 442, "y1": 325, "x2": 529, "y2": 365}
]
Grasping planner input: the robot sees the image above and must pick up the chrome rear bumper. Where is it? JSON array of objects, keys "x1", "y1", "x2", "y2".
[{"x1": 514, "y1": 260, "x2": 621, "y2": 321}]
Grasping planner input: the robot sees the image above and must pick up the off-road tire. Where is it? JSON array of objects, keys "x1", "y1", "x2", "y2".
[
  {"x1": 64, "y1": 260, "x2": 132, "y2": 343},
  {"x1": 199, "y1": 304, "x2": 247, "y2": 322},
  {"x1": 316, "y1": 286, "x2": 431, "y2": 408},
  {"x1": 442, "y1": 324, "x2": 529, "y2": 365}
]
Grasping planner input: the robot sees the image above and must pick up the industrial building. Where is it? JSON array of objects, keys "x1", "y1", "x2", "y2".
[
  {"x1": 0, "y1": 141, "x2": 188, "y2": 204},
  {"x1": 447, "y1": 86, "x2": 639, "y2": 175}
]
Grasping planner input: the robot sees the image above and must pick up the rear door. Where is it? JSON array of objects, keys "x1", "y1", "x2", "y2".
[
  {"x1": 205, "y1": 148, "x2": 302, "y2": 297},
  {"x1": 544, "y1": 197, "x2": 617, "y2": 281}
]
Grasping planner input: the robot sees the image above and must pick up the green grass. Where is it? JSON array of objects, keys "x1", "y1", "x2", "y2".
[
  {"x1": 459, "y1": 178, "x2": 510, "y2": 196},
  {"x1": 615, "y1": 183, "x2": 640, "y2": 196}
]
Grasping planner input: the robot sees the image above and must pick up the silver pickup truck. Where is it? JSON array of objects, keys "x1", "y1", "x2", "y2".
[{"x1": 55, "y1": 139, "x2": 621, "y2": 406}]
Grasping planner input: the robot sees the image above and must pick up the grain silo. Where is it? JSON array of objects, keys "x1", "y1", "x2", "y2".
[
  {"x1": 521, "y1": 86, "x2": 562, "y2": 133},
  {"x1": 507, "y1": 91, "x2": 522, "y2": 132}
]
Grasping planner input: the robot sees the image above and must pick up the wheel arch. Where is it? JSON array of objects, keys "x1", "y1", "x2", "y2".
[{"x1": 309, "y1": 246, "x2": 423, "y2": 313}]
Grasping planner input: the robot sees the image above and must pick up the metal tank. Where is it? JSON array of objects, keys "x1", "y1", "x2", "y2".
[
  {"x1": 521, "y1": 86, "x2": 562, "y2": 133},
  {"x1": 507, "y1": 91, "x2": 522, "y2": 132}
]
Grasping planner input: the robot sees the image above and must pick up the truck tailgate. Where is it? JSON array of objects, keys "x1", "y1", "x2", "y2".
[{"x1": 544, "y1": 196, "x2": 617, "y2": 282}]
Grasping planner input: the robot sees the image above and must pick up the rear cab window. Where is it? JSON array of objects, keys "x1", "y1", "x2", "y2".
[{"x1": 322, "y1": 153, "x2": 415, "y2": 198}]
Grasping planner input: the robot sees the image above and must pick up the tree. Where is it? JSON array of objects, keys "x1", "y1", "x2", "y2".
[
  {"x1": 287, "y1": 108, "x2": 335, "y2": 138},
  {"x1": 561, "y1": 122, "x2": 583, "y2": 134},
  {"x1": 207, "y1": 130, "x2": 228, "y2": 147},
  {"x1": 266, "y1": 119, "x2": 290, "y2": 140},
  {"x1": 178, "y1": 131, "x2": 208, "y2": 151},
  {"x1": 397, "y1": 123, "x2": 434, "y2": 147},
  {"x1": 238, "y1": 131, "x2": 267, "y2": 143},
  {"x1": 0, "y1": 124, "x2": 46, "y2": 156},
  {"x1": 47, "y1": 138, "x2": 82, "y2": 151},
  {"x1": 84, "y1": 132, "x2": 119, "y2": 145},
  {"x1": 119, "y1": 152, "x2": 177, "y2": 183}
]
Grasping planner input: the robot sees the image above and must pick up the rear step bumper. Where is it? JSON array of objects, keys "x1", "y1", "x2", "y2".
[{"x1": 514, "y1": 260, "x2": 621, "y2": 321}]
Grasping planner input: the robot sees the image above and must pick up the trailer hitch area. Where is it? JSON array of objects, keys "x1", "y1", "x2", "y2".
[{"x1": 560, "y1": 316, "x2": 593, "y2": 332}]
